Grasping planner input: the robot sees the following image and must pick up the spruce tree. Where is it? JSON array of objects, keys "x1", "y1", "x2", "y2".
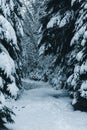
[
  {"x1": 38, "y1": 0, "x2": 74, "y2": 86},
  {"x1": 67, "y1": 0, "x2": 87, "y2": 111},
  {"x1": 0, "y1": 0, "x2": 23, "y2": 128},
  {"x1": 39, "y1": 0, "x2": 87, "y2": 110}
]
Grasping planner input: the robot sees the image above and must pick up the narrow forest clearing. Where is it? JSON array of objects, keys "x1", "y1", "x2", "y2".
[{"x1": 6, "y1": 80, "x2": 87, "y2": 130}]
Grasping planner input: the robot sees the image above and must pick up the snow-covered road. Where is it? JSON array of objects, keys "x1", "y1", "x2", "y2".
[{"x1": 7, "y1": 80, "x2": 87, "y2": 130}]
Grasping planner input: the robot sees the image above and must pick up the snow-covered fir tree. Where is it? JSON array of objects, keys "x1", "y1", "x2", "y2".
[
  {"x1": 38, "y1": 0, "x2": 74, "y2": 85},
  {"x1": 39, "y1": 0, "x2": 87, "y2": 111},
  {"x1": 67, "y1": 0, "x2": 87, "y2": 110},
  {"x1": 0, "y1": 0, "x2": 23, "y2": 128}
]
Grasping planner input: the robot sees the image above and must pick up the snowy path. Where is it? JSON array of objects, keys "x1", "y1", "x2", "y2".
[{"x1": 7, "y1": 80, "x2": 87, "y2": 130}]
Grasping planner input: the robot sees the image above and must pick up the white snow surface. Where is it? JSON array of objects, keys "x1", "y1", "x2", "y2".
[{"x1": 6, "y1": 79, "x2": 87, "y2": 130}]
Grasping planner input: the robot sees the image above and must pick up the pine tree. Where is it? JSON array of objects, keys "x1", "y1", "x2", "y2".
[{"x1": 0, "y1": 0, "x2": 23, "y2": 128}]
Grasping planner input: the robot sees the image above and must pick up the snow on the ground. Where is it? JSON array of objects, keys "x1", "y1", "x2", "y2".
[{"x1": 6, "y1": 80, "x2": 87, "y2": 130}]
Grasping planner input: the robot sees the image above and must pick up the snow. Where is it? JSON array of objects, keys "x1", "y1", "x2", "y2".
[
  {"x1": 74, "y1": 65, "x2": 80, "y2": 73},
  {"x1": 6, "y1": 80, "x2": 87, "y2": 130},
  {"x1": 14, "y1": 14, "x2": 24, "y2": 37},
  {"x1": 7, "y1": 82, "x2": 19, "y2": 99},
  {"x1": 59, "y1": 11, "x2": 73, "y2": 28},
  {"x1": 80, "y1": 60, "x2": 87, "y2": 74},
  {"x1": 72, "y1": 98, "x2": 77, "y2": 105},
  {"x1": 68, "y1": 73, "x2": 79, "y2": 87},
  {"x1": 0, "y1": 77, "x2": 3, "y2": 88},
  {"x1": 67, "y1": 74, "x2": 73, "y2": 85},
  {"x1": 76, "y1": 51, "x2": 83, "y2": 61},
  {"x1": 0, "y1": 43, "x2": 9, "y2": 54},
  {"x1": 0, "y1": 15, "x2": 18, "y2": 49},
  {"x1": 71, "y1": 76, "x2": 77, "y2": 86},
  {"x1": 0, "y1": 51, "x2": 15, "y2": 78},
  {"x1": 81, "y1": 81, "x2": 87, "y2": 90},
  {"x1": 0, "y1": 0, "x2": 10, "y2": 17},
  {"x1": 47, "y1": 14, "x2": 61, "y2": 29},
  {"x1": 0, "y1": 0, "x2": 14, "y2": 17},
  {"x1": 81, "y1": 39, "x2": 86, "y2": 46},
  {"x1": 84, "y1": 3, "x2": 87, "y2": 9},
  {"x1": 83, "y1": 31, "x2": 87, "y2": 40},
  {"x1": 80, "y1": 81, "x2": 87, "y2": 99},
  {"x1": 47, "y1": 11, "x2": 73, "y2": 29},
  {"x1": 70, "y1": 25, "x2": 86, "y2": 46},
  {"x1": 71, "y1": 0, "x2": 76, "y2": 6},
  {"x1": 0, "y1": 92, "x2": 5, "y2": 105},
  {"x1": 10, "y1": 0, "x2": 14, "y2": 11},
  {"x1": 39, "y1": 44, "x2": 45, "y2": 55},
  {"x1": 71, "y1": 0, "x2": 82, "y2": 6},
  {"x1": 0, "y1": 51, "x2": 18, "y2": 99}
]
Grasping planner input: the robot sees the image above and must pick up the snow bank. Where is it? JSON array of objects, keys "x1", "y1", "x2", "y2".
[{"x1": 6, "y1": 83, "x2": 87, "y2": 130}]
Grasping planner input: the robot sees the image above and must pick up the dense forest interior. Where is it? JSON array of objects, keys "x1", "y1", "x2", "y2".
[{"x1": 1, "y1": 0, "x2": 87, "y2": 129}]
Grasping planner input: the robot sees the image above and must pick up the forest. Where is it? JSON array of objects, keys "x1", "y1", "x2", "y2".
[{"x1": 0, "y1": 0, "x2": 87, "y2": 130}]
